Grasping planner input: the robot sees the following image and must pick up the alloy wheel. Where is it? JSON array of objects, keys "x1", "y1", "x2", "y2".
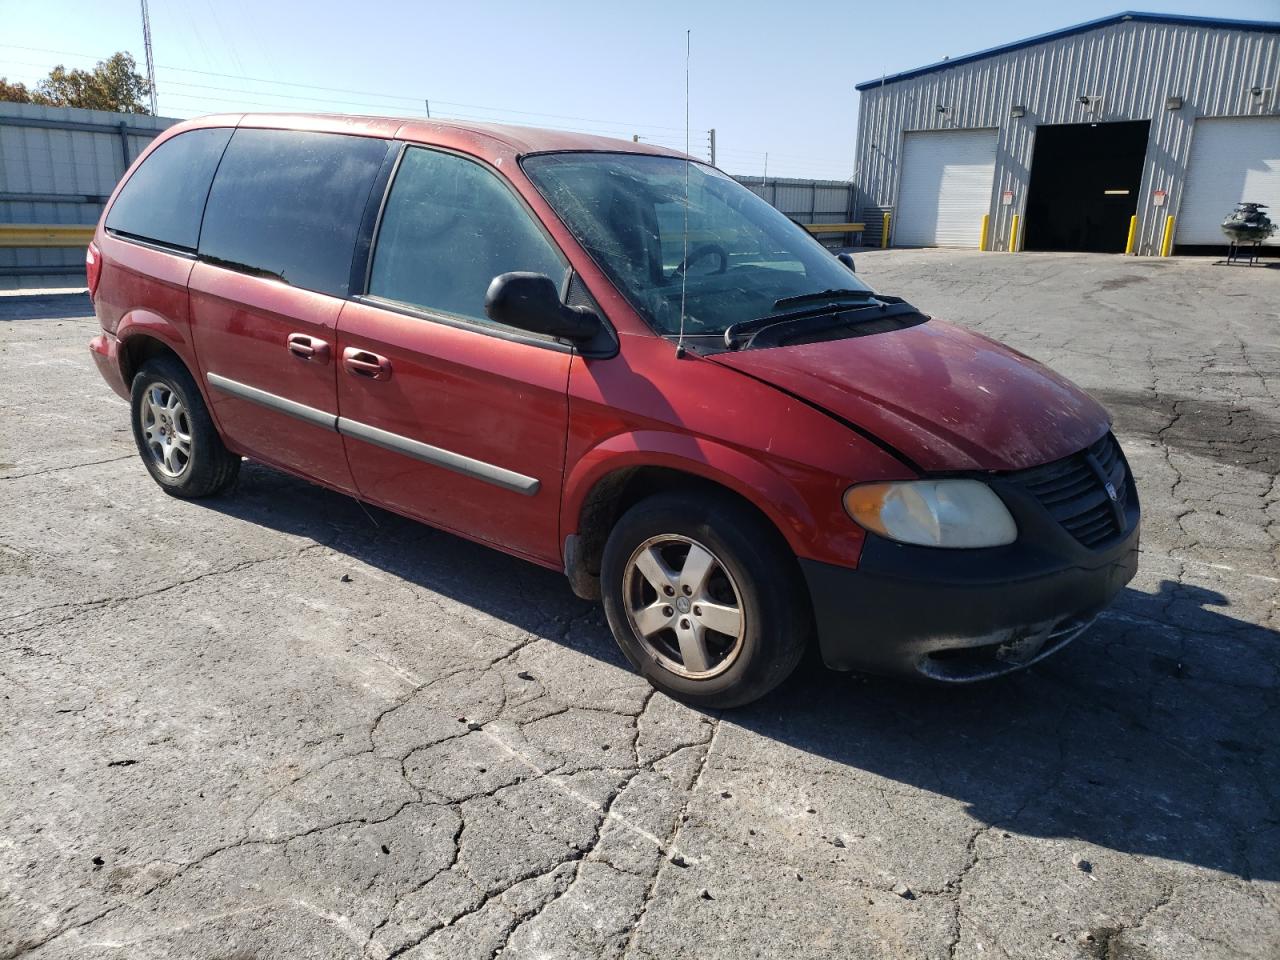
[
  {"x1": 138, "y1": 382, "x2": 193, "y2": 478},
  {"x1": 622, "y1": 534, "x2": 746, "y2": 679}
]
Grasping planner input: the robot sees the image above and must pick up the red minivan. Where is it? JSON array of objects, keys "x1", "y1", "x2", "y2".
[{"x1": 88, "y1": 114, "x2": 1139, "y2": 706}]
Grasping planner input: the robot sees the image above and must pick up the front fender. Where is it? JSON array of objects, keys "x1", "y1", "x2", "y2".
[{"x1": 562, "y1": 429, "x2": 862, "y2": 568}]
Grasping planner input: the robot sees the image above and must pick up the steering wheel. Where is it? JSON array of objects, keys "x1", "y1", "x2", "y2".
[{"x1": 672, "y1": 243, "x2": 729, "y2": 278}]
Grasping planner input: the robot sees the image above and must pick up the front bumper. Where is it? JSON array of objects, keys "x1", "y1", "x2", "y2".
[{"x1": 803, "y1": 474, "x2": 1140, "y2": 682}]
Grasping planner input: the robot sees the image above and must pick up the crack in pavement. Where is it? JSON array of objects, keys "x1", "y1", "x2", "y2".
[{"x1": 5, "y1": 255, "x2": 1279, "y2": 959}]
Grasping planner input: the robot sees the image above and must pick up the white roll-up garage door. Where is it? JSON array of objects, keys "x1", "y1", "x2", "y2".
[
  {"x1": 895, "y1": 129, "x2": 998, "y2": 248},
  {"x1": 1176, "y1": 116, "x2": 1280, "y2": 246}
]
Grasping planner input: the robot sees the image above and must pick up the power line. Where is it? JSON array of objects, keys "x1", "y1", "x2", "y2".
[
  {"x1": 0, "y1": 42, "x2": 688, "y2": 134},
  {"x1": 0, "y1": 42, "x2": 851, "y2": 177},
  {"x1": 160, "y1": 86, "x2": 839, "y2": 169},
  {"x1": 156, "y1": 78, "x2": 685, "y2": 139}
]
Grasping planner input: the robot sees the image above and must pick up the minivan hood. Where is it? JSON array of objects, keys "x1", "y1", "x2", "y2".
[{"x1": 709, "y1": 320, "x2": 1108, "y2": 472}]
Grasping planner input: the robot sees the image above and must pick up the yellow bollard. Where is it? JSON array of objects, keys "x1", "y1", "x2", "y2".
[
  {"x1": 1009, "y1": 213, "x2": 1021, "y2": 252},
  {"x1": 1124, "y1": 215, "x2": 1138, "y2": 255},
  {"x1": 1160, "y1": 215, "x2": 1175, "y2": 257},
  {"x1": 881, "y1": 212, "x2": 891, "y2": 249},
  {"x1": 979, "y1": 213, "x2": 990, "y2": 251}
]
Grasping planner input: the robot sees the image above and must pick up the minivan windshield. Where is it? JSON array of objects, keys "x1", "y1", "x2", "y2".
[{"x1": 522, "y1": 153, "x2": 874, "y2": 338}]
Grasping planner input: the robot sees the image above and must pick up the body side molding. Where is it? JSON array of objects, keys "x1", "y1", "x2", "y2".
[
  {"x1": 336, "y1": 417, "x2": 540, "y2": 496},
  {"x1": 204, "y1": 371, "x2": 540, "y2": 496},
  {"x1": 206, "y1": 371, "x2": 336, "y2": 430}
]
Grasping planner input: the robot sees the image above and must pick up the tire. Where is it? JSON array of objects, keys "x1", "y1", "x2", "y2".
[
  {"x1": 130, "y1": 354, "x2": 239, "y2": 498},
  {"x1": 600, "y1": 491, "x2": 811, "y2": 708}
]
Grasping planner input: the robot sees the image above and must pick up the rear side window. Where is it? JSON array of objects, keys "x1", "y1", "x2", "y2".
[
  {"x1": 368, "y1": 147, "x2": 566, "y2": 323},
  {"x1": 105, "y1": 128, "x2": 232, "y2": 251},
  {"x1": 199, "y1": 129, "x2": 389, "y2": 297}
]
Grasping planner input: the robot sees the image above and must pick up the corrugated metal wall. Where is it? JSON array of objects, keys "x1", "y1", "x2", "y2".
[
  {"x1": 734, "y1": 175, "x2": 858, "y2": 246},
  {"x1": 0, "y1": 106, "x2": 860, "y2": 283},
  {"x1": 854, "y1": 17, "x2": 1280, "y2": 255},
  {"x1": 0, "y1": 103, "x2": 175, "y2": 280}
]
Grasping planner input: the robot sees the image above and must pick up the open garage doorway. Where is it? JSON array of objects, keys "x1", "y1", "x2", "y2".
[{"x1": 1024, "y1": 120, "x2": 1150, "y2": 253}]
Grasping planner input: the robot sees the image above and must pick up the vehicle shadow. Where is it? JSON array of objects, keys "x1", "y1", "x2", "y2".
[
  {"x1": 1089, "y1": 387, "x2": 1280, "y2": 477},
  {"x1": 210, "y1": 461, "x2": 1278, "y2": 882},
  {"x1": 749, "y1": 580, "x2": 1278, "y2": 882},
  {"x1": 0, "y1": 292, "x2": 93, "y2": 321}
]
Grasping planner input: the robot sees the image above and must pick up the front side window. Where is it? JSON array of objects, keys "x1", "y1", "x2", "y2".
[
  {"x1": 368, "y1": 147, "x2": 566, "y2": 324},
  {"x1": 522, "y1": 152, "x2": 873, "y2": 337},
  {"x1": 199, "y1": 129, "x2": 389, "y2": 297},
  {"x1": 105, "y1": 127, "x2": 232, "y2": 251}
]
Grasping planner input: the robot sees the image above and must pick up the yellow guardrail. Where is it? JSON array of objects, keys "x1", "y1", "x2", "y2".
[
  {"x1": 0, "y1": 223, "x2": 95, "y2": 248},
  {"x1": 979, "y1": 213, "x2": 990, "y2": 252},
  {"x1": 804, "y1": 222, "x2": 864, "y2": 235},
  {"x1": 1125, "y1": 215, "x2": 1138, "y2": 255},
  {"x1": 1160, "y1": 215, "x2": 1175, "y2": 257},
  {"x1": 1009, "y1": 213, "x2": 1021, "y2": 252}
]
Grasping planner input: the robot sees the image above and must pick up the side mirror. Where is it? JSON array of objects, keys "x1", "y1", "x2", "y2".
[
  {"x1": 484, "y1": 272, "x2": 601, "y2": 342},
  {"x1": 837, "y1": 252, "x2": 856, "y2": 273}
]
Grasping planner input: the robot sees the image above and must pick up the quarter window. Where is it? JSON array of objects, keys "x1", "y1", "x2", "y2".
[
  {"x1": 105, "y1": 127, "x2": 232, "y2": 251},
  {"x1": 368, "y1": 147, "x2": 566, "y2": 324},
  {"x1": 199, "y1": 129, "x2": 389, "y2": 297}
]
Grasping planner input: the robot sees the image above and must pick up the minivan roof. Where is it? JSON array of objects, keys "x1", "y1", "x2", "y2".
[{"x1": 166, "y1": 112, "x2": 691, "y2": 164}]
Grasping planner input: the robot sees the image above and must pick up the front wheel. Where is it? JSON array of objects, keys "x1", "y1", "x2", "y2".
[
  {"x1": 130, "y1": 355, "x2": 240, "y2": 498},
  {"x1": 600, "y1": 492, "x2": 811, "y2": 708}
]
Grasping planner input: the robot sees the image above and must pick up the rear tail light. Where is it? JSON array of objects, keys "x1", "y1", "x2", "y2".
[{"x1": 85, "y1": 240, "x2": 102, "y2": 298}]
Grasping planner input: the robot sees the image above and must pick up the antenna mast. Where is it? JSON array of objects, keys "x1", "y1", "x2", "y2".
[
  {"x1": 675, "y1": 29, "x2": 691, "y2": 359},
  {"x1": 140, "y1": 0, "x2": 158, "y2": 114}
]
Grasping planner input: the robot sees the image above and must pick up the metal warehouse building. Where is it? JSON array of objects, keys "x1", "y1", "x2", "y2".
[{"x1": 853, "y1": 11, "x2": 1280, "y2": 255}]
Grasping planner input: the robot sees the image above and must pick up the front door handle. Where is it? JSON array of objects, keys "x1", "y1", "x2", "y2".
[
  {"x1": 343, "y1": 347, "x2": 391, "y2": 381},
  {"x1": 287, "y1": 333, "x2": 330, "y2": 364}
]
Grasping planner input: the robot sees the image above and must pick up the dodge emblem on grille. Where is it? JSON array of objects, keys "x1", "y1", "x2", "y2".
[{"x1": 1105, "y1": 481, "x2": 1118, "y2": 502}]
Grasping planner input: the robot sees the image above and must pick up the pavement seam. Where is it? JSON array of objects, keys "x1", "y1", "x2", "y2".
[{"x1": 620, "y1": 711, "x2": 722, "y2": 958}]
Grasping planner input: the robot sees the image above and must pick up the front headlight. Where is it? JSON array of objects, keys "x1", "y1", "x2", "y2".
[{"x1": 843, "y1": 479, "x2": 1017, "y2": 548}]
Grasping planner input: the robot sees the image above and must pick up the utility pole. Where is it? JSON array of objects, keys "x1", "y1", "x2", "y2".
[
  {"x1": 707, "y1": 128, "x2": 716, "y2": 166},
  {"x1": 425, "y1": 99, "x2": 431, "y2": 118},
  {"x1": 140, "y1": 0, "x2": 158, "y2": 115}
]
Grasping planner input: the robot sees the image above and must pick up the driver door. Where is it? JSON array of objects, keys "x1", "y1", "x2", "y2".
[{"x1": 336, "y1": 146, "x2": 573, "y2": 566}]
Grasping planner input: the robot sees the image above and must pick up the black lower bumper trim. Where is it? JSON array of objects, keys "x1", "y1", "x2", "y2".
[{"x1": 802, "y1": 520, "x2": 1140, "y2": 682}]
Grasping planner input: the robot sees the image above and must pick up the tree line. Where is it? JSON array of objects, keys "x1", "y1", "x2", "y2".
[{"x1": 1, "y1": 53, "x2": 152, "y2": 114}]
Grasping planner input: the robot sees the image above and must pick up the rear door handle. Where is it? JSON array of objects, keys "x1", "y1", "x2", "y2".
[
  {"x1": 287, "y1": 333, "x2": 330, "y2": 363},
  {"x1": 343, "y1": 347, "x2": 391, "y2": 380}
]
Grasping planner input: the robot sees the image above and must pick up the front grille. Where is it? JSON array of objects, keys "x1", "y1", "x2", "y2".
[{"x1": 1006, "y1": 433, "x2": 1130, "y2": 548}]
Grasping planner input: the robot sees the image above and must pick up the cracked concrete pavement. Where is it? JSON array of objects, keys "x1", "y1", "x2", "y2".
[{"x1": 1, "y1": 250, "x2": 1277, "y2": 959}]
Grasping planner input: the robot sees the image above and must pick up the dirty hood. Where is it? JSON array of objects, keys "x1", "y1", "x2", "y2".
[{"x1": 709, "y1": 319, "x2": 1109, "y2": 472}]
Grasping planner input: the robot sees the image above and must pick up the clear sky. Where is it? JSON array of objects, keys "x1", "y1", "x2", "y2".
[{"x1": 3, "y1": 0, "x2": 1277, "y2": 179}]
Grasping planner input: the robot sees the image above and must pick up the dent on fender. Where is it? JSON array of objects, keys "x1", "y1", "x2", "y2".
[
  {"x1": 115, "y1": 309, "x2": 190, "y2": 351},
  {"x1": 110, "y1": 310, "x2": 218, "y2": 409},
  {"x1": 561, "y1": 429, "x2": 836, "y2": 562}
]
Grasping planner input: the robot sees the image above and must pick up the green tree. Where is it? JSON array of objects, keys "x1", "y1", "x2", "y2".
[{"x1": 2, "y1": 53, "x2": 152, "y2": 113}]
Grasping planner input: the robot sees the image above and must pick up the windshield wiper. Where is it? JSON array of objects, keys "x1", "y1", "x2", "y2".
[
  {"x1": 724, "y1": 297, "x2": 924, "y2": 350},
  {"x1": 724, "y1": 299, "x2": 881, "y2": 349},
  {"x1": 772, "y1": 288, "x2": 874, "y2": 309}
]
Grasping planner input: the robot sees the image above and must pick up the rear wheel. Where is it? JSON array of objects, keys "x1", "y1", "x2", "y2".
[
  {"x1": 601, "y1": 492, "x2": 811, "y2": 708},
  {"x1": 130, "y1": 355, "x2": 239, "y2": 498}
]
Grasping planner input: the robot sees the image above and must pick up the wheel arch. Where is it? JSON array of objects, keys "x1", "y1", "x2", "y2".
[
  {"x1": 115, "y1": 310, "x2": 197, "y2": 381},
  {"x1": 117, "y1": 319, "x2": 231, "y2": 448},
  {"x1": 561, "y1": 432, "x2": 818, "y2": 599}
]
